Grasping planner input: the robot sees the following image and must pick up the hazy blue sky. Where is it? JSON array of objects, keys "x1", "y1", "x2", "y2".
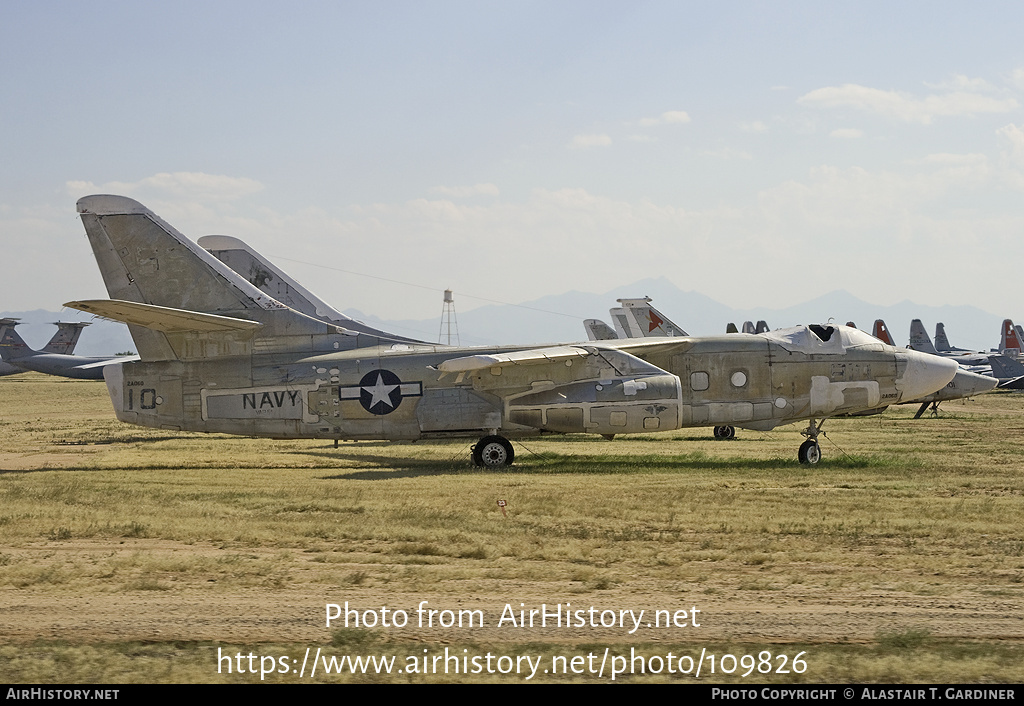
[{"x1": 4, "y1": 1, "x2": 1024, "y2": 322}]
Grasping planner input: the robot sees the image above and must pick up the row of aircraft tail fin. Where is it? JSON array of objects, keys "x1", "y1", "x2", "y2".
[
  {"x1": 588, "y1": 301, "x2": 1022, "y2": 362},
  {"x1": 585, "y1": 300, "x2": 773, "y2": 342}
]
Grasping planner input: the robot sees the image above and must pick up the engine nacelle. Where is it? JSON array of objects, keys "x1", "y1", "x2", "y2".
[{"x1": 507, "y1": 373, "x2": 682, "y2": 434}]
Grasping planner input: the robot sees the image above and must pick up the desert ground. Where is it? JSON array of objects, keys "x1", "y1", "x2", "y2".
[{"x1": 1, "y1": 373, "x2": 1023, "y2": 683}]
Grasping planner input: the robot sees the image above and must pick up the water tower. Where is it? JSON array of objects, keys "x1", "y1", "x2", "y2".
[{"x1": 438, "y1": 288, "x2": 459, "y2": 345}]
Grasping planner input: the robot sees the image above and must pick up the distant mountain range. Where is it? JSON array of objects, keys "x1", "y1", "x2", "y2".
[{"x1": 2, "y1": 278, "x2": 1010, "y2": 355}]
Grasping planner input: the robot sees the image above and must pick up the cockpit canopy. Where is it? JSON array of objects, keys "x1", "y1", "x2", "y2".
[{"x1": 764, "y1": 324, "x2": 887, "y2": 354}]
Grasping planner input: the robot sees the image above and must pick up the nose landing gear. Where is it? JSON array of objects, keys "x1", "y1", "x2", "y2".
[{"x1": 798, "y1": 418, "x2": 824, "y2": 464}]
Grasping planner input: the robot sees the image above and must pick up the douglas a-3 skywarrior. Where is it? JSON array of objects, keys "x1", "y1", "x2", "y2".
[{"x1": 67, "y1": 195, "x2": 957, "y2": 466}]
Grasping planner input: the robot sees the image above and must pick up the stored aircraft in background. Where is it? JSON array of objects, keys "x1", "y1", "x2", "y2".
[
  {"x1": 0, "y1": 320, "x2": 87, "y2": 376},
  {"x1": 0, "y1": 319, "x2": 134, "y2": 379},
  {"x1": 869, "y1": 319, "x2": 997, "y2": 416},
  {"x1": 872, "y1": 319, "x2": 896, "y2": 346},
  {"x1": 583, "y1": 297, "x2": 687, "y2": 341},
  {"x1": 999, "y1": 320, "x2": 1023, "y2": 356},
  {"x1": 983, "y1": 355, "x2": 1024, "y2": 390},
  {"x1": 66, "y1": 195, "x2": 957, "y2": 466},
  {"x1": 908, "y1": 319, "x2": 990, "y2": 366}
]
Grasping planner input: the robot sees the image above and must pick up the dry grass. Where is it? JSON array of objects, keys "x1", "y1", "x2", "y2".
[{"x1": 2, "y1": 373, "x2": 1024, "y2": 682}]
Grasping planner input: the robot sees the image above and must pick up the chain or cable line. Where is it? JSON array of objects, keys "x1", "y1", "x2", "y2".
[{"x1": 271, "y1": 255, "x2": 589, "y2": 321}]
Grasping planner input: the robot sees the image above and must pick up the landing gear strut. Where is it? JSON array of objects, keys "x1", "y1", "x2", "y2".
[
  {"x1": 713, "y1": 425, "x2": 736, "y2": 440},
  {"x1": 472, "y1": 435, "x2": 515, "y2": 469},
  {"x1": 798, "y1": 418, "x2": 824, "y2": 464}
]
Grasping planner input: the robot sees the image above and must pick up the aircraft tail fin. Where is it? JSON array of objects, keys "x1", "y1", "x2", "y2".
[
  {"x1": 198, "y1": 235, "x2": 423, "y2": 342},
  {"x1": 607, "y1": 298, "x2": 687, "y2": 339},
  {"x1": 908, "y1": 319, "x2": 938, "y2": 354},
  {"x1": 41, "y1": 322, "x2": 89, "y2": 355},
  {"x1": 77, "y1": 195, "x2": 332, "y2": 360},
  {"x1": 78, "y1": 196, "x2": 286, "y2": 314},
  {"x1": 755, "y1": 320, "x2": 769, "y2": 334},
  {"x1": 872, "y1": 319, "x2": 895, "y2": 346},
  {"x1": 725, "y1": 322, "x2": 739, "y2": 334},
  {"x1": 989, "y1": 354, "x2": 1024, "y2": 379},
  {"x1": 584, "y1": 319, "x2": 619, "y2": 341},
  {"x1": 0, "y1": 319, "x2": 33, "y2": 360},
  {"x1": 741, "y1": 321, "x2": 755, "y2": 334},
  {"x1": 1000, "y1": 319, "x2": 1022, "y2": 353},
  {"x1": 934, "y1": 323, "x2": 953, "y2": 352}
]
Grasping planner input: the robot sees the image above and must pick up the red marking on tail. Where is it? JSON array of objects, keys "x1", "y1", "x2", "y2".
[{"x1": 648, "y1": 311, "x2": 664, "y2": 333}]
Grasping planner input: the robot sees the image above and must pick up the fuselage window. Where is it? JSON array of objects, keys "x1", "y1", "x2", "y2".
[{"x1": 690, "y1": 371, "x2": 709, "y2": 391}]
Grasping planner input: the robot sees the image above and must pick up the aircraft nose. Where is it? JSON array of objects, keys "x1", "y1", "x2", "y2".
[
  {"x1": 896, "y1": 351, "x2": 959, "y2": 402},
  {"x1": 958, "y1": 369, "x2": 999, "y2": 395}
]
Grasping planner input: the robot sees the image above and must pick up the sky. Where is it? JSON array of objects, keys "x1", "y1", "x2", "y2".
[{"x1": 4, "y1": 1, "x2": 1024, "y2": 325}]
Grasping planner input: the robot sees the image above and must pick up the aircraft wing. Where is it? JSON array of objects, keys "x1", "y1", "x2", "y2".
[
  {"x1": 437, "y1": 343, "x2": 684, "y2": 435},
  {"x1": 64, "y1": 300, "x2": 264, "y2": 333},
  {"x1": 438, "y1": 345, "x2": 593, "y2": 374}
]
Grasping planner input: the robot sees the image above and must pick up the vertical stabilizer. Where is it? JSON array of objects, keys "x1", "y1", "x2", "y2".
[
  {"x1": 934, "y1": 323, "x2": 952, "y2": 352},
  {"x1": 198, "y1": 235, "x2": 423, "y2": 342},
  {"x1": 755, "y1": 320, "x2": 769, "y2": 334},
  {"x1": 725, "y1": 322, "x2": 739, "y2": 334},
  {"x1": 42, "y1": 322, "x2": 89, "y2": 355},
  {"x1": 989, "y1": 354, "x2": 1024, "y2": 379},
  {"x1": 607, "y1": 297, "x2": 687, "y2": 338},
  {"x1": 0, "y1": 319, "x2": 32, "y2": 360},
  {"x1": 872, "y1": 319, "x2": 895, "y2": 346},
  {"x1": 908, "y1": 319, "x2": 938, "y2": 355},
  {"x1": 77, "y1": 195, "x2": 307, "y2": 360},
  {"x1": 584, "y1": 319, "x2": 619, "y2": 341},
  {"x1": 1000, "y1": 319, "x2": 1022, "y2": 353},
  {"x1": 741, "y1": 321, "x2": 756, "y2": 334}
]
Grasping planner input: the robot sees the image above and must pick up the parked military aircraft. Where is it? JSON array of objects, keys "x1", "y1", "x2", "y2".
[
  {"x1": 583, "y1": 297, "x2": 687, "y2": 341},
  {"x1": 934, "y1": 323, "x2": 974, "y2": 355},
  {"x1": 0, "y1": 319, "x2": 132, "y2": 379},
  {"x1": 66, "y1": 195, "x2": 957, "y2": 466},
  {"x1": 867, "y1": 319, "x2": 996, "y2": 415},
  {"x1": 909, "y1": 319, "x2": 989, "y2": 366},
  {"x1": 999, "y1": 320, "x2": 1023, "y2": 356},
  {"x1": 872, "y1": 320, "x2": 895, "y2": 346},
  {"x1": 984, "y1": 355, "x2": 1024, "y2": 390},
  {"x1": 0, "y1": 320, "x2": 88, "y2": 376}
]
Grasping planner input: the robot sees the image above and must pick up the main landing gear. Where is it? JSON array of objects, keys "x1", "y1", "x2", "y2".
[
  {"x1": 712, "y1": 425, "x2": 736, "y2": 440},
  {"x1": 472, "y1": 435, "x2": 515, "y2": 469},
  {"x1": 798, "y1": 418, "x2": 824, "y2": 464}
]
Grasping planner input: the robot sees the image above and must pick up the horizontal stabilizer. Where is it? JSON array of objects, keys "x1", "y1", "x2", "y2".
[
  {"x1": 74, "y1": 355, "x2": 142, "y2": 369},
  {"x1": 64, "y1": 300, "x2": 264, "y2": 334}
]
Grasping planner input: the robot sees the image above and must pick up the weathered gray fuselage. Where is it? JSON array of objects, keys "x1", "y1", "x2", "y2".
[{"x1": 102, "y1": 327, "x2": 936, "y2": 441}]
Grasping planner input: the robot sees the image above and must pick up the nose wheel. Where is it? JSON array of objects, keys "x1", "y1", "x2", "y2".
[
  {"x1": 798, "y1": 439, "x2": 821, "y2": 464},
  {"x1": 472, "y1": 435, "x2": 515, "y2": 469},
  {"x1": 798, "y1": 418, "x2": 825, "y2": 464},
  {"x1": 713, "y1": 425, "x2": 736, "y2": 440}
]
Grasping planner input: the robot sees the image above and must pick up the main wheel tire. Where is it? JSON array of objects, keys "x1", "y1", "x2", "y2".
[
  {"x1": 713, "y1": 425, "x2": 735, "y2": 440},
  {"x1": 473, "y1": 435, "x2": 515, "y2": 469},
  {"x1": 798, "y1": 439, "x2": 821, "y2": 464}
]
